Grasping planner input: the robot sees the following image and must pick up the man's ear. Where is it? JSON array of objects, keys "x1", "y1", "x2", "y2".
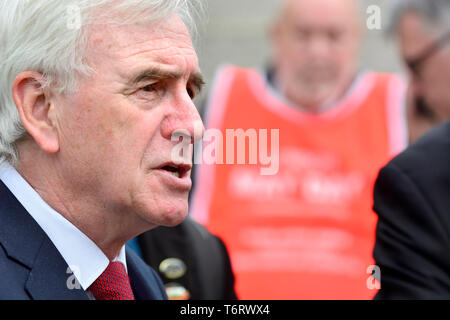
[{"x1": 12, "y1": 71, "x2": 60, "y2": 154}]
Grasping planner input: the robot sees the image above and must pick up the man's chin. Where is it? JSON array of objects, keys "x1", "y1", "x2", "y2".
[
  {"x1": 159, "y1": 214, "x2": 188, "y2": 227},
  {"x1": 155, "y1": 204, "x2": 189, "y2": 227},
  {"x1": 134, "y1": 188, "x2": 190, "y2": 226}
]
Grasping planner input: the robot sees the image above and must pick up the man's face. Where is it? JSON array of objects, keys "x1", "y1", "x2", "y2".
[
  {"x1": 398, "y1": 11, "x2": 450, "y2": 142},
  {"x1": 53, "y1": 14, "x2": 204, "y2": 231},
  {"x1": 272, "y1": 0, "x2": 361, "y2": 109}
]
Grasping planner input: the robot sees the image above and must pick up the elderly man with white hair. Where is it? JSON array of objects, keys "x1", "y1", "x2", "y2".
[{"x1": 0, "y1": 0, "x2": 204, "y2": 300}]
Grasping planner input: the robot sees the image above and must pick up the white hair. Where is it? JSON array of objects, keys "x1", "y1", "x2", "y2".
[{"x1": 0, "y1": 0, "x2": 203, "y2": 165}]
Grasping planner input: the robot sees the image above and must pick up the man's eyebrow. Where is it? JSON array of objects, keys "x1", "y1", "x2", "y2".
[
  {"x1": 130, "y1": 67, "x2": 182, "y2": 85},
  {"x1": 129, "y1": 67, "x2": 205, "y2": 91},
  {"x1": 190, "y1": 72, "x2": 206, "y2": 92}
]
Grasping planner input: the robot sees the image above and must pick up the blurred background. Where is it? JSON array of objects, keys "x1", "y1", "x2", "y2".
[{"x1": 194, "y1": 0, "x2": 404, "y2": 107}]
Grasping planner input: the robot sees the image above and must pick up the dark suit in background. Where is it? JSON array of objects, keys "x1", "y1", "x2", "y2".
[
  {"x1": 0, "y1": 181, "x2": 167, "y2": 300},
  {"x1": 373, "y1": 120, "x2": 450, "y2": 299},
  {"x1": 137, "y1": 217, "x2": 237, "y2": 300}
]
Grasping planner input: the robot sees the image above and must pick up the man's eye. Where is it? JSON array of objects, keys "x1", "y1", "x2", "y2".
[
  {"x1": 138, "y1": 83, "x2": 166, "y2": 99},
  {"x1": 187, "y1": 85, "x2": 195, "y2": 99},
  {"x1": 327, "y1": 30, "x2": 342, "y2": 43},
  {"x1": 142, "y1": 83, "x2": 158, "y2": 92},
  {"x1": 294, "y1": 29, "x2": 311, "y2": 41},
  {"x1": 133, "y1": 82, "x2": 166, "y2": 101}
]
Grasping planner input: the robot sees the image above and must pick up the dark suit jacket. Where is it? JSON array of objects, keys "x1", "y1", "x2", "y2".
[
  {"x1": 373, "y1": 120, "x2": 450, "y2": 299},
  {"x1": 137, "y1": 217, "x2": 237, "y2": 300},
  {"x1": 0, "y1": 181, "x2": 167, "y2": 300}
]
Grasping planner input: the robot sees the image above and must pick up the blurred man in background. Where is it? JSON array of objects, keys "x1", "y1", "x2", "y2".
[
  {"x1": 191, "y1": 0, "x2": 407, "y2": 299},
  {"x1": 373, "y1": 0, "x2": 450, "y2": 299},
  {"x1": 389, "y1": 0, "x2": 450, "y2": 143}
]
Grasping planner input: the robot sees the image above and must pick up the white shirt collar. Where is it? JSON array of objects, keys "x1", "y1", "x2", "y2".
[{"x1": 0, "y1": 162, "x2": 128, "y2": 291}]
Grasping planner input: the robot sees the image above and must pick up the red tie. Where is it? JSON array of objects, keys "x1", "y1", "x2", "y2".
[{"x1": 88, "y1": 261, "x2": 135, "y2": 300}]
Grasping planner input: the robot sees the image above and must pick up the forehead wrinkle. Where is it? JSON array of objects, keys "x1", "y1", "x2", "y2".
[
  {"x1": 116, "y1": 44, "x2": 196, "y2": 64},
  {"x1": 83, "y1": 16, "x2": 199, "y2": 89},
  {"x1": 86, "y1": 19, "x2": 195, "y2": 63},
  {"x1": 110, "y1": 36, "x2": 197, "y2": 77},
  {"x1": 101, "y1": 19, "x2": 194, "y2": 55}
]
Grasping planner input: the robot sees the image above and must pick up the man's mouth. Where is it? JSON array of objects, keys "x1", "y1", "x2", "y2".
[{"x1": 157, "y1": 163, "x2": 191, "y2": 179}]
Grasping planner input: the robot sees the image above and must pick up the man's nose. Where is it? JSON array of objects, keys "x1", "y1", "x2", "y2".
[
  {"x1": 162, "y1": 97, "x2": 205, "y2": 144},
  {"x1": 308, "y1": 35, "x2": 332, "y2": 58}
]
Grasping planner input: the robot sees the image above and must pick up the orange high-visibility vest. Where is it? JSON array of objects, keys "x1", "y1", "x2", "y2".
[{"x1": 191, "y1": 65, "x2": 407, "y2": 299}]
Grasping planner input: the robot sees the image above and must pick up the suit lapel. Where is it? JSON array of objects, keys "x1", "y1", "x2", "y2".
[
  {"x1": 127, "y1": 249, "x2": 167, "y2": 300},
  {"x1": 25, "y1": 236, "x2": 89, "y2": 300},
  {"x1": 0, "y1": 181, "x2": 88, "y2": 300},
  {"x1": 25, "y1": 239, "x2": 88, "y2": 300}
]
